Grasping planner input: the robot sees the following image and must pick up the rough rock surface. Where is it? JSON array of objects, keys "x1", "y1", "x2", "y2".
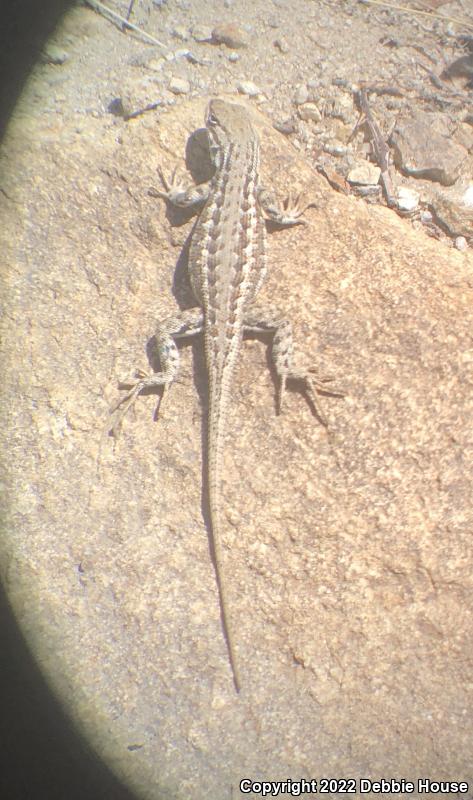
[
  {"x1": 390, "y1": 110, "x2": 468, "y2": 186},
  {"x1": 1, "y1": 4, "x2": 473, "y2": 800}
]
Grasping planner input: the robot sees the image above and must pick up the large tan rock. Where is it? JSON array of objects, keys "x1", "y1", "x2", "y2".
[{"x1": 1, "y1": 89, "x2": 473, "y2": 797}]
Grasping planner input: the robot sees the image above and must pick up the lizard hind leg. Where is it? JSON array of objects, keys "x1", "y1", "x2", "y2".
[
  {"x1": 243, "y1": 304, "x2": 344, "y2": 426},
  {"x1": 110, "y1": 308, "x2": 204, "y2": 436}
]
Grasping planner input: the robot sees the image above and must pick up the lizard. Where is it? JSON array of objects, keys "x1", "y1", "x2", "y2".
[{"x1": 112, "y1": 99, "x2": 340, "y2": 693}]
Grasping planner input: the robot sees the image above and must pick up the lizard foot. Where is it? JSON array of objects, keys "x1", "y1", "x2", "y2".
[
  {"x1": 279, "y1": 192, "x2": 316, "y2": 225},
  {"x1": 279, "y1": 369, "x2": 345, "y2": 426},
  {"x1": 259, "y1": 188, "x2": 316, "y2": 226},
  {"x1": 152, "y1": 166, "x2": 210, "y2": 208},
  {"x1": 110, "y1": 369, "x2": 170, "y2": 436}
]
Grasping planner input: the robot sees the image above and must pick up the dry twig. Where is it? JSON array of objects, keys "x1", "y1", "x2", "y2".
[
  {"x1": 351, "y1": 88, "x2": 396, "y2": 208},
  {"x1": 85, "y1": 0, "x2": 168, "y2": 48},
  {"x1": 359, "y1": 0, "x2": 473, "y2": 33}
]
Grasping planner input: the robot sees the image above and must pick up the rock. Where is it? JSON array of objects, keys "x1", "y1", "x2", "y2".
[
  {"x1": 323, "y1": 142, "x2": 349, "y2": 156},
  {"x1": 294, "y1": 84, "x2": 309, "y2": 106},
  {"x1": 441, "y1": 53, "x2": 473, "y2": 84},
  {"x1": 396, "y1": 186, "x2": 419, "y2": 213},
  {"x1": 236, "y1": 81, "x2": 261, "y2": 97},
  {"x1": 172, "y1": 25, "x2": 189, "y2": 41},
  {"x1": 274, "y1": 37, "x2": 289, "y2": 53},
  {"x1": 191, "y1": 25, "x2": 212, "y2": 42},
  {"x1": 273, "y1": 117, "x2": 297, "y2": 135},
  {"x1": 431, "y1": 182, "x2": 473, "y2": 238},
  {"x1": 165, "y1": 48, "x2": 191, "y2": 62},
  {"x1": 211, "y1": 22, "x2": 248, "y2": 48},
  {"x1": 297, "y1": 102, "x2": 322, "y2": 122},
  {"x1": 390, "y1": 111, "x2": 468, "y2": 186},
  {"x1": 455, "y1": 121, "x2": 473, "y2": 152},
  {"x1": 3, "y1": 79, "x2": 473, "y2": 800},
  {"x1": 146, "y1": 57, "x2": 165, "y2": 71},
  {"x1": 169, "y1": 77, "x2": 190, "y2": 94},
  {"x1": 455, "y1": 236, "x2": 468, "y2": 251},
  {"x1": 347, "y1": 161, "x2": 381, "y2": 186},
  {"x1": 326, "y1": 95, "x2": 353, "y2": 123},
  {"x1": 107, "y1": 97, "x2": 127, "y2": 118},
  {"x1": 420, "y1": 209, "x2": 433, "y2": 225}
]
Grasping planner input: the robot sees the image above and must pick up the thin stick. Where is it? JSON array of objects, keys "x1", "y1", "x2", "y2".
[
  {"x1": 352, "y1": 88, "x2": 396, "y2": 207},
  {"x1": 359, "y1": 0, "x2": 473, "y2": 32},
  {"x1": 125, "y1": 0, "x2": 136, "y2": 22},
  {"x1": 85, "y1": 0, "x2": 168, "y2": 48}
]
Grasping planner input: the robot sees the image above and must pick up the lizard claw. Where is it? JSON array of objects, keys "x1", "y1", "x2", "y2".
[
  {"x1": 151, "y1": 166, "x2": 190, "y2": 202},
  {"x1": 110, "y1": 369, "x2": 169, "y2": 437},
  {"x1": 259, "y1": 187, "x2": 316, "y2": 227},
  {"x1": 280, "y1": 192, "x2": 317, "y2": 225},
  {"x1": 278, "y1": 368, "x2": 345, "y2": 426},
  {"x1": 152, "y1": 165, "x2": 209, "y2": 208}
]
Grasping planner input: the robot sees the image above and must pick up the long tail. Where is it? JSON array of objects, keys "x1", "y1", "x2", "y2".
[{"x1": 207, "y1": 379, "x2": 241, "y2": 693}]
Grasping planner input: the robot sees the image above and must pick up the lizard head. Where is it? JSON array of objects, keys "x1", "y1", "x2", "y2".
[{"x1": 205, "y1": 99, "x2": 256, "y2": 148}]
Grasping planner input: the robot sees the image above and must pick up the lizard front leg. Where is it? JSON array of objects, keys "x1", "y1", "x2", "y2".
[
  {"x1": 153, "y1": 166, "x2": 212, "y2": 209},
  {"x1": 257, "y1": 186, "x2": 316, "y2": 227},
  {"x1": 111, "y1": 308, "x2": 203, "y2": 435},
  {"x1": 244, "y1": 305, "x2": 344, "y2": 426}
]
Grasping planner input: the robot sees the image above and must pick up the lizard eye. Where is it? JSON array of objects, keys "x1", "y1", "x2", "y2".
[{"x1": 207, "y1": 112, "x2": 218, "y2": 126}]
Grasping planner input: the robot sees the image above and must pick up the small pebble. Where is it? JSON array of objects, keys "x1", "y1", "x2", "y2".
[
  {"x1": 273, "y1": 118, "x2": 297, "y2": 135},
  {"x1": 355, "y1": 185, "x2": 382, "y2": 198},
  {"x1": 172, "y1": 25, "x2": 189, "y2": 41},
  {"x1": 212, "y1": 22, "x2": 248, "y2": 48},
  {"x1": 166, "y1": 48, "x2": 190, "y2": 62},
  {"x1": 185, "y1": 51, "x2": 210, "y2": 65},
  {"x1": 294, "y1": 84, "x2": 309, "y2": 105},
  {"x1": 147, "y1": 57, "x2": 165, "y2": 71},
  {"x1": 323, "y1": 143, "x2": 348, "y2": 156},
  {"x1": 169, "y1": 77, "x2": 190, "y2": 94},
  {"x1": 298, "y1": 102, "x2": 322, "y2": 122},
  {"x1": 396, "y1": 187, "x2": 419, "y2": 212},
  {"x1": 347, "y1": 161, "x2": 381, "y2": 186},
  {"x1": 237, "y1": 81, "x2": 261, "y2": 97},
  {"x1": 107, "y1": 97, "x2": 127, "y2": 117},
  {"x1": 274, "y1": 38, "x2": 289, "y2": 53},
  {"x1": 332, "y1": 77, "x2": 350, "y2": 88},
  {"x1": 455, "y1": 236, "x2": 468, "y2": 251},
  {"x1": 191, "y1": 25, "x2": 213, "y2": 42}
]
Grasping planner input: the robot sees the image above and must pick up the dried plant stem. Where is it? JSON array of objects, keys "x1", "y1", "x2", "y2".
[
  {"x1": 85, "y1": 0, "x2": 168, "y2": 48},
  {"x1": 359, "y1": 0, "x2": 473, "y2": 32}
]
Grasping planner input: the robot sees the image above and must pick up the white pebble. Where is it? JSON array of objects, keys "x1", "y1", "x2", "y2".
[{"x1": 237, "y1": 81, "x2": 261, "y2": 97}]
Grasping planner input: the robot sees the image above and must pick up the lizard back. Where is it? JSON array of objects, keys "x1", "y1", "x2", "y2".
[
  {"x1": 189, "y1": 100, "x2": 268, "y2": 691},
  {"x1": 190, "y1": 100, "x2": 267, "y2": 376}
]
